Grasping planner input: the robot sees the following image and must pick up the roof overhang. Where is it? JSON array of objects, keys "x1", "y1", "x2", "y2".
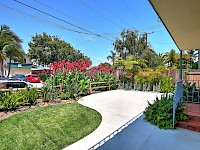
[{"x1": 149, "y1": 0, "x2": 200, "y2": 50}]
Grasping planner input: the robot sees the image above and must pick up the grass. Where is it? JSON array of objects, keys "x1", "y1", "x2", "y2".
[{"x1": 0, "y1": 103, "x2": 102, "y2": 150}]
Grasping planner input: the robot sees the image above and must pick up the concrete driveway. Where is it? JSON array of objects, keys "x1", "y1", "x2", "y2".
[
  {"x1": 64, "y1": 90, "x2": 161, "y2": 150},
  {"x1": 98, "y1": 115, "x2": 200, "y2": 150}
]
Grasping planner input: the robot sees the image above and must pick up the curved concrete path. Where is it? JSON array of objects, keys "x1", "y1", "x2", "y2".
[{"x1": 63, "y1": 90, "x2": 161, "y2": 150}]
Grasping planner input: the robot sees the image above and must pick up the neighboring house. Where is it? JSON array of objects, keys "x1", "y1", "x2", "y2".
[
  {"x1": 31, "y1": 65, "x2": 51, "y2": 75},
  {"x1": 3, "y1": 54, "x2": 32, "y2": 77}
]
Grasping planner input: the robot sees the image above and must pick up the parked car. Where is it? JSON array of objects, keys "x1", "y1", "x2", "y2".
[
  {"x1": 0, "y1": 81, "x2": 29, "y2": 89},
  {"x1": 9, "y1": 74, "x2": 28, "y2": 82},
  {"x1": 0, "y1": 77, "x2": 9, "y2": 81},
  {"x1": 26, "y1": 74, "x2": 41, "y2": 83}
]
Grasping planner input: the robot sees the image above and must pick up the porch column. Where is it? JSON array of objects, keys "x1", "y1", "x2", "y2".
[
  {"x1": 198, "y1": 49, "x2": 200, "y2": 69},
  {"x1": 180, "y1": 50, "x2": 182, "y2": 81}
]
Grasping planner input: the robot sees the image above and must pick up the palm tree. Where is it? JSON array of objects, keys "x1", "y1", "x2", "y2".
[
  {"x1": 163, "y1": 49, "x2": 177, "y2": 68},
  {"x1": 0, "y1": 25, "x2": 23, "y2": 76},
  {"x1": 107, "y1": 50, "x2": 116, "y2": 65},
  {"x1": 115, "y1": 55, "x2": 147, "y2": 83},
  {"x1": 3, "y1": 44, "x2": 24, "y2": 77}
]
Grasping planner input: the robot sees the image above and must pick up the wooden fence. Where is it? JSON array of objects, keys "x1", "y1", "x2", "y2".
[
  {"x1": 89, "y1": 82, "x2": 110, "y2": 94},
  {"x1": 0, "y1": 84, "x2": 63, "y2": 93},
  {"x1": 1, "y1": 82, "x2": 111, "y2": 94}
]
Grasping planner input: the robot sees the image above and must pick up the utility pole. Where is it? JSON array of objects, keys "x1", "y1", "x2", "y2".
[
  {"x1": 145, "y1": 33, "x2": 148, "y2": 49},
  {"x1": 143, "y1": 32, "x2": 154, "y2": 49}
]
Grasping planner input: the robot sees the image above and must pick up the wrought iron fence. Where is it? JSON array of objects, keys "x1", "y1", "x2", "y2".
[
  {"x1": 183, "y1": 80, "x2": 200, "y2": 103},
  {"x1": 117, "y1": 81, "x2": 160, "y2": 92}
]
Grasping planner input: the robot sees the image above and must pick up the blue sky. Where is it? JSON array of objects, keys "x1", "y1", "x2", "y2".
[{"x1": 0, "y1": 0, "x2": 178, "y2": 66}]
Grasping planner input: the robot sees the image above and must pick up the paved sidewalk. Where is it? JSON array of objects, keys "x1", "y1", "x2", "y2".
[
  {"x1": 98, "y1": 115, "x2": 200, "y2": 150},
  {"x1": 63, "y1": 90, "x2": 161, "y2": 150}
]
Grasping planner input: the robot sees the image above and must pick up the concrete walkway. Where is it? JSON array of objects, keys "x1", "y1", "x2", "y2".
[
  {"x1": 64, "y1": 90, "x2": 161, "y2": 150},
  {"x1": 98, "y1": 115, "x2": 200, "y2": 150}
]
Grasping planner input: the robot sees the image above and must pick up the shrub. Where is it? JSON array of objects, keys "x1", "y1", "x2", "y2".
[
  {"x1": 47, "y1": 71, "x2": 90, "y2": 98},
  {"x1": 119, "y1": 76, "x2": 131, "y2": 84},
  {"x1": 60, "y1": 92, "x2": 70, "y2": 100},
  {"x1": 46, "y1": 61, "x2": 118, "y2": 99},
  {"x1": 144, "y1": 95, "x2": 188, "y2": 129},
  {"x1": 0, "y1": 92, "x2": 22, "y2": 111},
  {"x1": 134, "y1": 70, "x2": 164, "y2": 91},
  {"x1": 39, "y1": 73, "x2": 48, "y2": 82},
  {"x1": 160, "y1": 77, "x2": 175, "y2": 93},
  {"x1": 18, "y1": 88, "x2": 39, "y2": 106},
  {"x1": 40, "y1": 84, "x2": 59, "y2": 102}
]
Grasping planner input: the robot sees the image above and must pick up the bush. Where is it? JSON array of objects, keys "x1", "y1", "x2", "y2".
[
  {"x1": 0, "y1": 88, "x2": 39, "y2": 110},
  {"x1": 120, "y1": 76, "x2": 131, "y2": 84},
  {"x1": 39, "y1": 73, "x2": 48, "y2": 82},
  {"x1": 0, "y1": 92, "x2": 22, "y2": 111},
  {"x1": 160, "y1": 77, "x2": 175, "y2": 93},
  {"x1": 143, "y1": 95, "x2": 188, "y2": 129},
  {"x1": 134, "y1": 70, "x2": 164, "y2": 91},
  {"x1": 46, "y1": 71, "x2": 90, "y2": 98},
  {"x1": 18, "y1": 88, "x2": 39, "y2": 106},
  {"x1": 60, "y1": 92, "x2": 70, "y2": 100},
  {"x1": 40, "y1": 84, "x2": 59, "y2": 102}
]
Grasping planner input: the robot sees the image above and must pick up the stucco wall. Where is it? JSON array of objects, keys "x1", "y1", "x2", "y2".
[{"x1": 10, "y1": 68, "x2": 31, "y2": 76}]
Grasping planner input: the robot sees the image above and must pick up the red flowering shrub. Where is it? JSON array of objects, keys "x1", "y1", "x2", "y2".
[
  {"x1": 47, "y1": 61, "x2": 118, "y2": 95},
  {"x1": 87, "y1": 63, "x2": 116, "y2": 78},
  {"x1": 49, "y1": 60, "x2": 91, "y2": 74}
]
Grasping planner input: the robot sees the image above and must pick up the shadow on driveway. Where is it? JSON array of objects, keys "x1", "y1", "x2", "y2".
[{"x1": 98, "y1": 115, "x2": 200, "y2": 150}]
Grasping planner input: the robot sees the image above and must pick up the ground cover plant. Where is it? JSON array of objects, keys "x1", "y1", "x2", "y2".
[
  {"x1": 144, "y1": 95, "x2": 188, "y2": 129},
  {"x1": 0, "y1": 103, "x2": 102, "y2": 150}
]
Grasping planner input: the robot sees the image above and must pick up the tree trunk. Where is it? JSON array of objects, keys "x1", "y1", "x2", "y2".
[
  {"x1": 7, "y1": 57, "x2": 11, "y2": 77},
  {"x1": 0, "y1": 59, "x2": 4, "y2": 77}
]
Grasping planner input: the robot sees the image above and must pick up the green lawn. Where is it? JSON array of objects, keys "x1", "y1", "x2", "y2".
[{"x1": 0, "y1": 103, "x2": 102, "y2": 150}]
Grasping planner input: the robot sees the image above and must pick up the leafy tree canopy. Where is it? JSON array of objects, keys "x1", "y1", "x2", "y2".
[
  {"x1": 112, "y1": 29, "x2": 162, "y2": 68},
  {"x1": 28, "y1": 32, "x2": 91, "y2": 65}
]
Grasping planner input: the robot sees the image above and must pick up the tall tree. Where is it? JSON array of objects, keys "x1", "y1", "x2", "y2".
[
  {"x1": 187, "y1": 50, "x2": 196, "y2": 64},
  {"x1": 3, "y1": 44, "x2": 24, "y2": 77},
  {"x1": 169, "y1": 49, "x2": 176, "y2": 67},
  {"x1": 0, "y1": 25, "x2": 23, "y2": 76},
  {"x1": 141, "y1": 49, "x2": 162, "y2": 68},
  {"x1": 113, "y1": 29, "x2": 147, "y2": 60},
  {"x1": 107, "y1": 50, "x2": 116, "y2": 65},
  {"x1": 28, "y1": 32, "x2": 91, "y2": 65},
  {"x1": 163, "y1": 49, "x2": 177, "y2": 68}
]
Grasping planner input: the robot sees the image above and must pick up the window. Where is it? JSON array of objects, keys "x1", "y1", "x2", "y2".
[{"x1": 24, "y1": 59, "x2": 26, "y2": 63}]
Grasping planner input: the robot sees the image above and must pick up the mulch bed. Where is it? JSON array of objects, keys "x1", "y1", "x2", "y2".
[{"x1": 0, "y1": 99, "x2": 75, "y2": 121}]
